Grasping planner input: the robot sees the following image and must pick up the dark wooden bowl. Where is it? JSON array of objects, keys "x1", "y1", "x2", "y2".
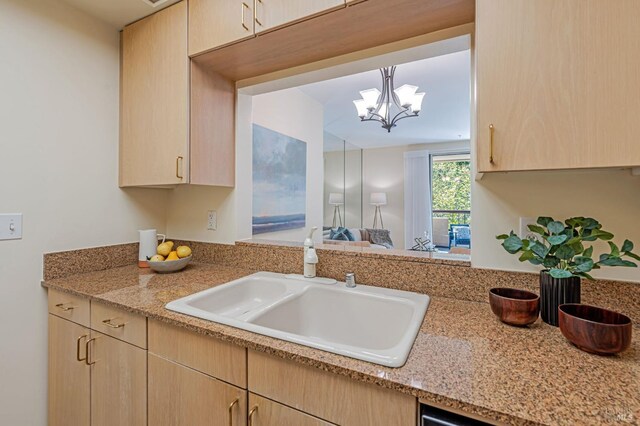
[
  {"x1": 489, "y1": 288, "x2": 540, "y2": 326},
  {"x1": 558, "y1": 304, "x2": 632, "y2": 355}
]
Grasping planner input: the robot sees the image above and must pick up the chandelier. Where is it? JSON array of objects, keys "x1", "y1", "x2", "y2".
[{"x1": 352, "y1": 66, "x2": 425, "y2": 132}]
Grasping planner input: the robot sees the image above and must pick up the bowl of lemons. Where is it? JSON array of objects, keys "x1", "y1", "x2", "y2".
[{"x1": 148, "y1": 241, "x2": 192, "y2": 273}]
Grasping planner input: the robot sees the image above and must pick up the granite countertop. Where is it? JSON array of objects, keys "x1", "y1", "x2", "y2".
[{"x1": 43, "y1": 263, "x2": 640, "y2": 426}]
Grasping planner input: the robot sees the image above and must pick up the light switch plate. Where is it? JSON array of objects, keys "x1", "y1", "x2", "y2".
[
  {"x1": 519, "y1": 217, "x2": 537, "y2": 239},
  {"x1": 0, "y1": 214, "x2": 22, "y2": 240}
]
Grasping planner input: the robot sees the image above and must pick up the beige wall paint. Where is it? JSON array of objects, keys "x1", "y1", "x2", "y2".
[
  {"x1": 0, "y1": 0, "x2": 167, "y2": 423},
  {"x1": 472, "y1": 169, "x2": 640, "y2": 282}
]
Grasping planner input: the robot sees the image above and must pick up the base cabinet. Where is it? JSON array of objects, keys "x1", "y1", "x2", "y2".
[
  {"x1": 248, "y1": 393, "x2": 335, "y2": 426},
  {"x1": 48, "y1": 315, "x2": 90, "y2": 426},
  {"x1": 148, "y1": 354, "x2": 247, "y2": 426},
  {"x1": 90, "y1": 331, "x2": 147, "y2": 426}
]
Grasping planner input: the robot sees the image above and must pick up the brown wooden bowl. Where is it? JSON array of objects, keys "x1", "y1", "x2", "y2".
[
  {"x1": 558, "y1": 304, "x2": 632, "y2": 355},
  {"x1": 489, "y1": 288, "x2": 540, "y2": 326}
]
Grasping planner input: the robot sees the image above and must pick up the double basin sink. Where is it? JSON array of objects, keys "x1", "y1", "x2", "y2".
[{"x1": 166, "y1": 272, "x2": 430, "y2": 367}]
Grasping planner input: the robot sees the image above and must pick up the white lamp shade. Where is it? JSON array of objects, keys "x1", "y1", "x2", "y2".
[
  {"x1": 370, "y1": 192, "x2": 387, "y2": 206},
  {"x1": 410, "y1": 92, "x2": 426, "y2": 112},
  {"x1": 394, "y1": 84, "x2": 418, "y2": 107},
  {"x1": 376, "y1": 102, "x2": 388, "y2": 119},
  {"x1": 329, "y1": 192, "x2": 344, "y2": 205},
  {"x1": 352, "y1": 99, "x2": 368, "y2": 118},
  {"x1": 359, "y1": 88, "x2": 381, "y2": 110}
]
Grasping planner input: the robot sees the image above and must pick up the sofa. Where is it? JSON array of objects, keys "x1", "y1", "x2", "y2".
[{"x1": 323, "y1": 227, "x2": 392, "y2": 249}]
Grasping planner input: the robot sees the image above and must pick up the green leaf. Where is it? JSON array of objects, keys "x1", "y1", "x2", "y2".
[
  {"x1": 549, "y1": 269, "x2": 573, "y2": 279},
  {"x1": 537, "y1": 217, "x2": 553, "y2": 227},
  {"x1": 575, "y1": 259, "x2": 594, "y2": 273},
  {"x1": 555, "y1": 245, "x2": 576, "y2": 260},
  {"x1": 598, "y1": 257, "x2": 636, "y2": 267},
  {"x1": 576, "y1": 271, "x2": 595, "y2": 281},
  {"x1": 519, "y1": 250, "x2": 535, "y2": 262},
  {"x1": 530, "y1": 241, "x2": 549, "y2": 259},
  {"x1": 583, "y1": 246, "x2": 594, "y2": 259},
  {"x1": 543, "y1": 256, "x2": 560, "y2": 268},
  {"x1": 496, "y1": 234, "x2": 509, "y2": 240},
  {"x1": 502, "y1": 235, "x2": 524, "y2": 254},
  {"x1": 570, "y1": 242, "x2": 584, "y2": 254},
  {"x1": 529, "y1": 258, "x2": 543, "y2": 265},
  {"x1": 547, "y1": 235, "x2": 568, "y2": 245},
  {"x1": 565, "y1": 217, "x2": 581, "y2": 228},
  {"x1": 624, "y1": 251, "x2": 640, "y2": 262},
  {"x1": 547, "y1": 221, "x2": 565, "y2": 235},
  {"x1": 574, "y1": 256, "x2": 592, "y2": 265},
  {"x1": 527, "y1": 224, "x2": 547, "y2": 235},
  {"x1": 590, "y1": 230, "x2": 614, "y2": 241},
  {"x1": 608, "y1": 242, "x2": 620, "y2": 257},
  {"x1": 621, "y1": 239, "x2": 634, "y2": 253},
  {"x1": 581, "y1": 218, "x2": 600, "y2": 230}
]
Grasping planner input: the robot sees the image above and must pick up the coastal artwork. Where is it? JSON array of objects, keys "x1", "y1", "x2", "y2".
[{"x1": 252, "y1": 124, "x2": 307, "y2": 235}]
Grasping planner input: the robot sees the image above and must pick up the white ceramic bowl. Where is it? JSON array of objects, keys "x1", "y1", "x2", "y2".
[{"x1": 148, "y1": 256, "x2": 192, "y2": 273}]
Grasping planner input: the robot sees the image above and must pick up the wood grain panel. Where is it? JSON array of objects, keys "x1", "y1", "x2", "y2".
[
  {"x1": 476, "y1": 0, "x2": 640, "y2": 172},
  {"x1": 90, "y1": 301, "x2": 147, "y2": 348},
  {"x1": 90, "y1": 331, "x2": 147, "y2": 426},
  {"x1": 48, "y1": 315, "x2": 90, "y2": 426},
  {"x1": 248, "y1": 393, "x2": 336, "y2": 426},
  {"x1": 148, "y1": 319, "x2": 247, "y2": 388},
  {"x1": 148, "y1": 354, "x2": 247, "y2": 426},
  {"x1": 254, "y1": 0, "x2": 345, "y2": 34},
  {"x1": 193, "y1": 0, "x2": 475, "y2": 80},
  {"x1": 120, "y1": 1, "x2": 189, "y2": 186},
  {"x1": 248, "y1": 350, "x2": 416, "y2": 425},
  {"x1": 190, "y1": 62, "x2": 236, "y2": 186},
  {"x1": 189, "y1": 0, "x2": 255, "y2": 56},
  {"x1": 48, "y1": 289, "x2": 90, "y2": 327}
]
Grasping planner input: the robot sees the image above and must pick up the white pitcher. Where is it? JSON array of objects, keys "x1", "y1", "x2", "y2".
[{"x1": 138, "y1": 229, "x2": 166, "y2": 268}]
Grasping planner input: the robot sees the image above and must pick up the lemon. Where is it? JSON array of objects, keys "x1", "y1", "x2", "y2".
[
  {"x1": 149, "y1": 254, "x2": 164, "y2": 262},
  {"x1": 166, "y1": 251, "x2": 179, "y2": 261},
  {"x1": 176, "y1": 246, "x2": 192, "y2": 258},
  {"x1": 157, "y1": 241, "x2": 174, "y2": 257}
]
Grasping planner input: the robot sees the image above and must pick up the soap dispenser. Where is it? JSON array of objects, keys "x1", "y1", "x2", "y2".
[
  {"x1": 304, "y1": 247, "x2": 319, "y2": 278},
  {"x1": 304, "y1": 226, "x2": 318, "y2": 257}
]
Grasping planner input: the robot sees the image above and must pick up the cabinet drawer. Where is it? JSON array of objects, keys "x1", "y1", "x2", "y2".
[
  {"x1": 249, "y1": 393, "x2": 335, "y2": 426},
  {"x1": 91, "y1": 302, "x2": 147, "y2": 348},
  {"x1": 48, "y1": 289, "x2": 90, "y2": 327},
  {"x1": 148, "y1": 319, "x2": 246, "y2": 388},
  {"x1": 248, "y1": 350, "x2": 416, "y2": 426}
]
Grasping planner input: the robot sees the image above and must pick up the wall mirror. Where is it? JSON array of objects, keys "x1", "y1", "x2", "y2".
[{"x1": 241, "y1": 34, "x2": 472, "y2": 260}]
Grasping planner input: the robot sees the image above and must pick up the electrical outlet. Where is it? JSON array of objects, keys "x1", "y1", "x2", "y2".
[
  {"x1": 207, "y1": 210, "x2": 217, "y2": 231},
  {"x1": 519, "y1": 217, "x2": 537, "y2": 239}
]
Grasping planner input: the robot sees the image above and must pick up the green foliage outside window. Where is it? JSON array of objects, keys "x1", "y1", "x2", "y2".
[{"x1": 431, "y1": 160, "x2": 471, "y2": 225}]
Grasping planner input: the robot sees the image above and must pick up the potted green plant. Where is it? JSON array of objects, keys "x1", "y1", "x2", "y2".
[{"x1": 497, "y1": 217, "x2": 639, "y2": 326}]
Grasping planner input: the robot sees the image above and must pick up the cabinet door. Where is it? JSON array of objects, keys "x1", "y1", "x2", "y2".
[
  {"x1": 254, "y1": 0, "x2": 344, "y2": 34},
  {"x1": 476, "y1": 0, "x2": 640, "y2": 172},
  {"x1": 90, "y1": 331, "x2": 147, "y2": 426},
  {"x1": 148, "y1": 354, "x2": 247, "y2": 426},
  {"x1": 121, "y1": 1, "x2": 189, "y2": 186},
  {"x1": 48, "y1": 315, "x2": 90, "y2": 426},
  {"x1": 189, "y1": 0, "x2": 255, "y2": 56},
  {"x1": 248, "y1": 393, "x2": 335, "y2": 426}
]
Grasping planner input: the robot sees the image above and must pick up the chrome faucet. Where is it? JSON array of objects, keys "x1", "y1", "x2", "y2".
[{"x1": 345, "y1": 272, "x2": 356, "y2": 288}]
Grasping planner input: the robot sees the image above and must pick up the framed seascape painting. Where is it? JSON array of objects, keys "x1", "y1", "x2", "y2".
[{"x1": 252, "y1": 124, "x2": 307, "y2": 235}]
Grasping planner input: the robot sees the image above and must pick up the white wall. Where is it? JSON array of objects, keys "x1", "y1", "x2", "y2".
[
  {"x1": 0, "y1": 0, "x2": 167, "y2": 423},
  {"x1": 472, "y1": 169, "x2": 640, "y2": 282}
]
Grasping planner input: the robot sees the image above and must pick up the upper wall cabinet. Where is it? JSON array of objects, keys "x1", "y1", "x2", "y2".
[
  {"x1": 121, "y1": 1, "x2": 235, "y2": 187},
  {"x1": 189, "y1": 0, "x2": 346, "y2": 56},
  {"x1": 476, "y1": 0, "x2": 640, "y2": 172},
  {"x1": 254, "y1": 0, "x2": 345, "y2": 34},
  {"x1": 120, "y1": 2, "x2": 189, "y2": 186}
]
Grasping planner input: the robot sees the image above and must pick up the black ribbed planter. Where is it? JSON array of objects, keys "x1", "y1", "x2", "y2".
[{"x1": 540, "y1": 271, "x2": 581, "y2": 326}]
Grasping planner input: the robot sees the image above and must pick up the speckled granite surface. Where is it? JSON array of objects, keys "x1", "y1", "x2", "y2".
[{"x1": 43, "y1": 263, "x2": 640, "y2": 426}]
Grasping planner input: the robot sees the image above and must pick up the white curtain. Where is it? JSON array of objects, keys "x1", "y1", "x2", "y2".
[{"x1": 404, "y1": 151, "x2": 432, "y2": 249}]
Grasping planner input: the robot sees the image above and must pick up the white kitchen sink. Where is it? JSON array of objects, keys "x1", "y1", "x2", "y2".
[{"x1": 166, "y1": 272, "x2": 430, "y2": 367}]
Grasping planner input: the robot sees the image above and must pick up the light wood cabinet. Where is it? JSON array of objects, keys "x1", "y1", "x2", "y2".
[
  {"x1": 48, "y1": 315, "x2": 90, "y2": 426},
  {"x1": 248, "y1": 393, "x2": 335, "y2": 426},
  {"x1": 120, "y1": 1, "x2": 188, "y2": 187},
  {"x1": 476, "y1": 0, "x2": 640, "y2": 172},
  {"x1": 248, "y1": 350, "x2": 417, "y2": 425},
  {"x1": 148, "y1": 354, "x2": 247, "y2": 426},
  {"x1": 189, "y1": 0, "x2": 256, "y2": 56},
  {"x1": 89, "y1": 331, "x2": 147, "y2": 426},
  {"x1": 48, "y1": 289, "x2": 90, "y2": 327},
  {"x1": 90, "y1": 303, "x2": 147, "y2": 348},
  {"x1": 254, "y1": 0, "x2": 345, "y2": 34}
]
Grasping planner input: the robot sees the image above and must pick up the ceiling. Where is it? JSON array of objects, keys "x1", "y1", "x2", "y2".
[
  {"x1": 59, "y1": 0, "x2": 181, "y2": 28},
  {"x1": 298, "y1": 50, "x2": 471, "y2": 150}
]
